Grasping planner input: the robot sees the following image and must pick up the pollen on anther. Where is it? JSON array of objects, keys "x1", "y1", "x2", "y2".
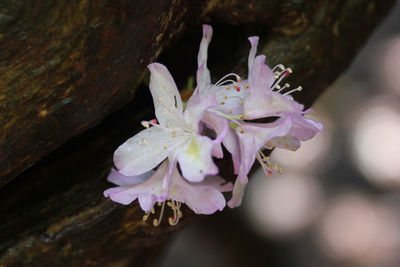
[
  {"x1": 164, "y1": 145, "x2": 168, "y2": 150},
  {"x1": 228, "y1": 109, "x2": 233, "y2": 113},
  {"x1": 141, "y1": 121, "x2": 150, "y2": 128},
  {"x1": 244, "y1": 84, "x2": 249, "y2": 89},
  {"x1": 239, "y1": 101, "x2": 243, "y2": 106},
  {"x1": 220, "y1": 102, "x2": 225, "y2": 105},
  {"x1": 224, "y1": 95, "x2": 228, "y2": 100},
  {"x1": 171, "y1": 131, "x2": 176, "y2": 138},
  {"x1": 239, "y1": 129, "x2": 244, "y2": 134}
]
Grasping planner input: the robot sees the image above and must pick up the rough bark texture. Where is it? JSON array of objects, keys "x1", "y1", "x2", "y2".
[{"x1": 0, "y1": 0, "x2": 395, "y2": 266}]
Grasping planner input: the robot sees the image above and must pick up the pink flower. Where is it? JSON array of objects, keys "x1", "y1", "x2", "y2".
[
  {"x1": 114, "y1": 63, "x2": 225, "y2": 185},
  {"x1": 104, "y1": 161, "x2": 233, "y2": 225}
]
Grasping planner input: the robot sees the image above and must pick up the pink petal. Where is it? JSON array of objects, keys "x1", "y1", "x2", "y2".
[
  {"x1": 170, "y1": 168, "x2": 228, "y2": 214},
  {"x1": 107, "y1": 168, "x2": 153, "y2": 186},
  {"x1": 248, "y1": 36, "x2": 259, "y2": 74},
  {"x1": 227, "y1": 178, "x2": 247, "y2": 208},
  {"x1": 236, "y1": 118, "x2": 292, "y2": 183},
  {"x1": 222, "y1": 128, "x2": 241, "y2": 174}
]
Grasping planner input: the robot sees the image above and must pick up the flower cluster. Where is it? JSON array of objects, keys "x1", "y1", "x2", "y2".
[{"x1": 104, "y1": 25, "x2": 323, "y2": 226}]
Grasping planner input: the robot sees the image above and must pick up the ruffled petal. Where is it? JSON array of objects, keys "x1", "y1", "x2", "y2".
[
  {"x1": 170, "y1": 168, "x2": 228, "y2": 214},
  {"x1": 176, "y1": 134, "x2": 218, "y2": 182},
  {"x1": 244, "y1": 55, "x2": 276, "y2": 119},
  {"x1": 114, "y1": 126, "x2": 181, "y2": 176},
  {"x1": 197, "y1": 24, "x2": 213, "y2": 82},
  {"x1": 107, "y1": 168, "x2": 153, "y2": 186},
  {"x1": 203, "y1": 110, "x2": 228, "y2": 144},
  {"x1": 289, "y1": 113, "x2": 323, "y2": 140},
  {"x1": 183, "y1": 93, "x2": 218, "y2": 133},
  {"x1": 236, "y1": 118, "x2": 292, "y2": 183},
  {"x1": 227, "y1": 178, "x2": 247, "y2": 208},
  {"x1": 198, "y1": 175, "x2": 233, "y2": 192},
  {"x1": 103, "y1": 186, "x2": 135, "y2": 205},
  {"x1": 248, "y1": 36, "x2": 259, "y2": 74},
  {"x1": 249, "y1": 92, "x2": 304, "y2": 118},
  {"x1": 212, "y1": 143, "x2": 224, "y2": 159},
  {"x1": 104, "y1": 161, "x2": 169, "y2": 212},
  {"x1": 148, "y1": 63, "x2": 183, "y2": 127}
]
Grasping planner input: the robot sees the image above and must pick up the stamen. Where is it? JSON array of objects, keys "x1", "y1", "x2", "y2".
[
  {"x1": 272, "y1": 64, "x2": 285, "y2": 72},
  {"x1": 283, "y1": 86, "x2": 302, "y2": 96},
  {"x1": 272, "y1": 68, "x2": 292, "y2": 89},
  {"x1": 276, "y1": 83, "x2": 290, "y2": 93},
  {"x1": 153, "y1": 201, "x2": 166, "y2": 227}
]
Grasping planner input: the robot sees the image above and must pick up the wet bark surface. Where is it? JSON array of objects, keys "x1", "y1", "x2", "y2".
[{"x1": 0, "y1": 0, "x2": 395, "y2": 266}]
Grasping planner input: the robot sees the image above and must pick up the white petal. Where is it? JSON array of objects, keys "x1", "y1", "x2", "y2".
[
  {"x1": 113, "y1": 126, "x2": 181, "y2": 176},
  {"x1": 176, "y1": 134, "x2": 218, "y2": 182},
  {"x1": 148, "y1": 63, "x2": 183, "y2": 127}
]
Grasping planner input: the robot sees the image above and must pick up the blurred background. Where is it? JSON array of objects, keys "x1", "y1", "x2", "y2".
[{"x1": 156, "y1": 1, "x2": 400, "y2": 267}]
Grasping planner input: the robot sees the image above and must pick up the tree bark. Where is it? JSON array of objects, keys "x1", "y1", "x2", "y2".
[{"x1": 0, "y1": 0, "x2": 395, "y2": 266}]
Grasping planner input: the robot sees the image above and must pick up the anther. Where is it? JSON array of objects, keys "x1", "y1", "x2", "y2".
[
  {"x1": 164, "y1": 145, "x2": 168, "y2": 150},
  {"x1": 220, "y1": 102, "x2": 225, "y2": 105},
  {"x1": 141, "y1": 121, "x2": 150, "y2": 128}
]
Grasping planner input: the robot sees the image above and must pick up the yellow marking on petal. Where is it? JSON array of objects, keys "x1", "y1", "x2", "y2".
[
  {"x1": 185, "y1": 138, "x2": 201, "y2": 161},
  {"x1": 141, "y1": 138, "x2": 149, "y2": 146}
]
